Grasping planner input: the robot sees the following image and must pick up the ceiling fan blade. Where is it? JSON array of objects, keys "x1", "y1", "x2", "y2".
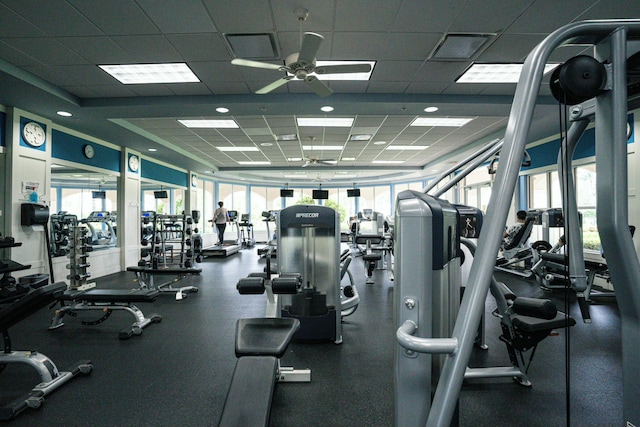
[
  {"x1": 298, "y1": 32, "x2": 324, "y2": 64},
  {"x1": 314, "y1": 63, "x2": 372, "y2": 74},
  {"x1": 304, "y1": 75, "x2": 332, "y2": 97},
  {"x1": 231, "y1": 58, "x2": 283, "y2": 71},
  {"x1": 255, "y1": 76, "x2": 294, "y2": 94}
]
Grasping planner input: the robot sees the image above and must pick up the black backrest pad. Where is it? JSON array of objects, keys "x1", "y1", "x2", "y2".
[
  {"x1": 505, "y1": 217, "x2": 534, "y2": 250},
  {"x1": 235, "y1": 317, "x2": 300, "y2": 358},
  {"x1": 0, "y1": 281, "x2": 67, "y2": 330}
]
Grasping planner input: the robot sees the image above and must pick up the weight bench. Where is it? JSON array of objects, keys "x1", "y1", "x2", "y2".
[
  {"x1": 126, "y1": 266, "x2": 201, "y2": 300},
  {"x1": 355, "y1": 234, "x2": 384, "y2": 284},
  {"x1": 218, "y1": 317, "x2": 304, "y2": 427},
  {"x1": 50, "y1": 288, "x2": 162, "y2": 339},
  {"x1": 0, "y1": 282, "x2": 92, "y2": 419}
]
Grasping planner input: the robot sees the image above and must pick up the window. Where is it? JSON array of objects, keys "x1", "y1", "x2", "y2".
[{"x1": 575, "y1": 164, "x2": 599, "y2": 251}]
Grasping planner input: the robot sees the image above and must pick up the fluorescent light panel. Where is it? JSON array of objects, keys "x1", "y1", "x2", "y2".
[
  {"x1": 457, "y1": 63, "x2": 559, "y2": 83},
  {"x1": 287, "y1": 61, "x2": 375, "y2": 81},
  {"x1": 297, "y1": 117, "x2": 354, "y2": 127},
  {"x1": 302, "y1": 145, "x2": 343, "y2": 150},
  {"x1": 237, "y1": 161, "x2": 270, "y2": 165},
  {"x1": 99, "y1": 63, "x2": 199, "y2": 84},
  {"x1": 386, "y1": 145, "x2": 428, "y2": 150},
  {"x1": 411, "y1": 117, "x2": 474, "y2": 127},
  {"x1": 178, "y1": 119, "x2": 238, "y2": 128},
  {"x1": 349, "y1": 134, "x2": 372, "y2": 141},
  {"x1": 276, "y1": 133, "x2": 298, "y2": 141},
  {"x1": 216, "y1": 146, "x2": 259, "y2": 152},
  {"x1": 372, "y1": 160, "x2": 405, "y2": 164},
  {"x1": 341, "y1": 157, "x2": 356, "y2": 161},
  {"x1": 287, "y1": 157, "x2": 303, "y2": 161}
]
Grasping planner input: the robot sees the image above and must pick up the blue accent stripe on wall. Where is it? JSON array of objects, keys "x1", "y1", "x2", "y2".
[
  {"x1": 52, "y1": 129, "x2": 120, "y2": 171},
  {"x1": 141, "y1": 159, "x2": 188, "y2": 187}
]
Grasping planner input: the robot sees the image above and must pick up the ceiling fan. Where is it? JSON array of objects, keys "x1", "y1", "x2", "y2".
[
  {"x1": 230, "y1": 9, "x2": 372, "y2": 97},
  {"x1": 302, "y1": 156, "x2": 337, "y2": 167}
]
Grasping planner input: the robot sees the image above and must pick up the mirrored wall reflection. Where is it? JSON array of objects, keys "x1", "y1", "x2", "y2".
[{"x1": 49, "y1": 164, "x2": 118, "y2": 257}]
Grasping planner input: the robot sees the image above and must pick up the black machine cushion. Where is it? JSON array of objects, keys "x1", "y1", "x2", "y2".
[
  {"x1": 512, "y1": 312, "x2": 576, "y2": 332},
  {"x1": 504, "y1": 217, "x2": 534, "y2": 250},
  {"x1": 237, "y1": 277, "x2": 265, "y2": 294},
  {"x1": 235, "y1": 318, "x2": 300, "y2": 358},
  {"x1": 540, "y1": 252, "x2": 567, "y2": 264},
  {"x1": 512, "y1": 297, "x2": 557, "y2": 320},
  {"x1": 0, "y1": 281, "x2": 67, "y2": 331},
  {"x1": 355, "y1": 234, "x2": 384, "y2": 245},
  {"x1": 218, "y1": 356, "x2": 278, "y2": 427},
  {"x1": 363, "y1": 253, "x2": 382, "y2": 262},
  {"x1": 270, "y1": 277, "x2": 299, "y2": 294},
  {"x1": 56, "y1": 288, "x2": 159, "y2": 303}
]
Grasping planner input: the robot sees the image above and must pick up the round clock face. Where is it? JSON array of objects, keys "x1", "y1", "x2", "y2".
[
  {"x1": 192, "y1": 175, "x2": 198, "y2": 186},
  {"x1": 128, "y1": 155, "x2": 139, "y2": 172},
  {"x1": 22, "y1": 121, "x2": 46, "y2": 147},
  {"x1": 83, "y1": 144, "x2": 95, "y2": 159}
]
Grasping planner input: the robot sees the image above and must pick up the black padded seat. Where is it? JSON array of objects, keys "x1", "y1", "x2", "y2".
[
  {"x1": 355, "y1": 234, "x2": 384, "y2": 245},
  {"x1": 363, "y1": 253, "x2": 382, "y2": 262},
  {"x1": 218, "y1": 356, "x2": 278, "y2": 427},
  {"x1": 0, "y1": 282, "x2": 67, "y2": 330},
  {"x1": 235, "y1": 318, "x2": 300, "y2": 358},
  {"x1": 56, "y1": 288, "x2": 159, "y2": 303},
  {"x1": 512, "y1": 312, "x2": 576, "y2": 332}
]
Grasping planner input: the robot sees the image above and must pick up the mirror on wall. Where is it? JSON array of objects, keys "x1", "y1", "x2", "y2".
[{"x1": 49, "y1": 164, "x2": 118, "y2": 257}]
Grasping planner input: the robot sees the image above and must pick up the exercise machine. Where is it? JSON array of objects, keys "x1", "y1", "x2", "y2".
[
  {"x1": 0, "y1": 281, "x2": 93, "y2": 419},
  {"x1": 81, "y1": 211, "x2": 117, "y2": 249},
  {"x1": 277, "y1": 204, "x2": 342, "y2": 343},
  {"x1": 201, "y1": 210, "x2": 241, "y2": 257},
  {"x1": 257, "y1": 210, "x2": 278, "y2": 258},
  {"x1": 238, "y1": 213, "x2": 255, "y2": 248},
  {"x1": 396, "y1": 20, "x2": 640, "y2": 426}
]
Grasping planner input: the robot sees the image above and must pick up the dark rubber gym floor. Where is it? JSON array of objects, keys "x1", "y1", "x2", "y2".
[{"x1": 1, "y1": 246, "x2": 622, "y2": 426}]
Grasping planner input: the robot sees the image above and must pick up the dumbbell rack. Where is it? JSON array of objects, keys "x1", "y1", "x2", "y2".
[
  {"x1": 66, "y1": 222, "x2": 95, "y2": 291},
  {"x1": 148, "y1": 213, "x2": 198, "y2": 269}
]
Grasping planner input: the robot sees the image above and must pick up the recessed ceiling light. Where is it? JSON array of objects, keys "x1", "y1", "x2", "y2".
[
  {"x1": 216, "y1": 107, "x2": 230, "y2": 113},
  {"x1": 283, "y1": 173, "x2": 307, "y2": 178},
  {"x1": 457, "y1": 63, "x2": 559, "y2": 83},
  {"x1": 148, "y1": 148, "x2": 158, "y2": 152},
  {"x1": 178, "y1": 119, "x2": 238, "y2": 128},
  {"x1": 302, "y1": 145, "x2": 343, "y2": 150},
  {"x1": 341, "y1": 157, "x2": 356, "y2": 161},
  {"x1": 99, "y1": 63, "x2": 199, "y2": 84},
  {"x1": 260, "y1": 142, "x2": 273, "y2": 147},
  {"x1": 373, "y1": 140, "x2": 387, "y2": 145},
  {"x1": 238, "y1": 161, "x2": 270, "y2": 165},
  {"x1": 276, "y1": 134, "x2": 298, "y2": 141},
  {"x1": 411, "y1": 117, "x2": 474, "y2": 127},
  {"x1": 320, "y1": 105, "x2": 334, "y2": 112},
  {"x1": 424, "y1": 106, "x2": 439, "y2": 113},
  {"x1": 287, "y1": 157, "x2": 303, "y2": 162},
  {"x1": 349, "y1": 134, "x2": 372, "y2": 141},
  {"x1": 216, "y1": 146, "x2": 260, "y2": 152},
  {"x1": 56, "y1": 110, "x2": 72, "y2": 117},
  {"x1": 72, "y1": 174, "x2": 84, "y2": 177},
  {"x1": 297, "y1": 117, "x2": 354, "y2": 127},
  {"x1": 386, "y1": 145, "x2": 429, "y2": 150},
  {"x1": 372, "y1": 160, "x2": 405, "y2": 164}
]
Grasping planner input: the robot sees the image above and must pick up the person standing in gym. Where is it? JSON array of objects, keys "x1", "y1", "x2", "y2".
[{"x1": 213, "y1": 201, "x2": 229, "y2": 245}]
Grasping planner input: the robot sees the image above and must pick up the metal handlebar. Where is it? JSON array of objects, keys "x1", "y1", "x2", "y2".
[{"x1": 396, "y1": 320, "x2": 458, "y2": 354}]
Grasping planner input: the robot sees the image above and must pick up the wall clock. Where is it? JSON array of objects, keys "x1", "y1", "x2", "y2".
[
  {"x1": 128, "y1": 154, "x2": 139, "y2": 172},
  {"x1": 22, "y1": 121, "x2": 46, "y2": 147},
  {"x1": 192, "y1": 174, "x2": 198, "y2": 187},
  {"x1": 83, "y1": 144, "x2": 95, "y2": 159}
]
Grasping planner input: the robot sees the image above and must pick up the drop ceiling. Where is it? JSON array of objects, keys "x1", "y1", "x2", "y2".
[{"x1": 0, "y1": 0, "x2": 635, "y2": 185}]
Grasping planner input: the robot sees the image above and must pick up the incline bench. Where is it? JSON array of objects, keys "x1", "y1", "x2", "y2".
[
  {"x1": 50, "y1": 288, "x2": 162, "y2": 339},
  {"x1": 0, "y1": 281, "x2": 92, "y2": 419},
  {"x1": 126, "y1": 265, "x2": 201, "y2": 300}
]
